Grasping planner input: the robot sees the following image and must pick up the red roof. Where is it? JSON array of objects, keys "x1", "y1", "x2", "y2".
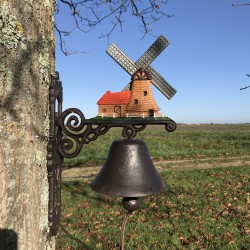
[{"x1": 97, "y1": 91, "x2": 131, "y2": 105}]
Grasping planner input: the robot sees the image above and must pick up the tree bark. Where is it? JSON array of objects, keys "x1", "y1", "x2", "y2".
[{"x1": 0, "y1": 0, "x2": 55, "y2": 249}]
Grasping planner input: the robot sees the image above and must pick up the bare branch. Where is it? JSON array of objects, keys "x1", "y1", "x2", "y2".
[
  {"x1": 240, "y1": 86, "x2": 250, "y2": 90},
  {"x1": 56, "y1": 0, "x2": 172, "y2": 54},
  {"x1": 54, "y1": 24, "x2": 86, "y2": 55},
  {"x1": 54, "y1": 24, "x2": 69, "y2": 55},
  {"x1": 131, "y1": 0, "x2": 149, "y2": 34},
  {"x1": 232, "y1": 3, "x2": 250, "y2": 6},
  {"x1": 240, "y1": 73, "x2": 250, "y2": 90}
]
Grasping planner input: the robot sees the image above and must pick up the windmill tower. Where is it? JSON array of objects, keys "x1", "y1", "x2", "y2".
[{"x1": 125, "y1": 68, "x2": 160, "y2": 117}]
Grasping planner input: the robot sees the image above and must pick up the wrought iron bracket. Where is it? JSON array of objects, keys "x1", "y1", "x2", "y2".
[
  {"x1": 57, "y1": 108, "x2": 176, "y2": 158},
  {"x1": 47, "y1": 73, "x2": 177, "y2": 235}
]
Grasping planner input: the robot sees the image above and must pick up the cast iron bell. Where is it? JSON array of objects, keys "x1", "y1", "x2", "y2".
[{"x1": 90, "y1": 139, "x2": 165, "y2": 212}]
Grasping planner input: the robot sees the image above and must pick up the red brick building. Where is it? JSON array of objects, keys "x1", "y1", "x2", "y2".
[{"x1": 97, "y1": 91, "x2": 131, "y2": 117}]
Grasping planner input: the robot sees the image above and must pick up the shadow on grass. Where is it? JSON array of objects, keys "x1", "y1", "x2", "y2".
[
  {"x1": 59, "y1": 225, "x2": 94, "y2": 250},
  {"x1": 62, "y1": 181, "x2": 117, "y2": 206},
  {"x1": 62, "y1": 174, "x2": 97, "y2": 180}
]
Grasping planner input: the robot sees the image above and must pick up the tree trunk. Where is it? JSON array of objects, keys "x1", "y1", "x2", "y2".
[{"x1": 0, "y1": 0, "x2": 55, "y2": 249}]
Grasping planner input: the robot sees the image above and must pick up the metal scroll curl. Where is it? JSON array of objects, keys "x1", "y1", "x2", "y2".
[
  {"x1": 57, "y1": 108, "x2": 93, "y2": 158},
  {"x1": 165, "y1": 120, "x2": 177, "y2": 132},
  {"x1": 122, "y1": 124, "x2": 147, "y2": 138}
]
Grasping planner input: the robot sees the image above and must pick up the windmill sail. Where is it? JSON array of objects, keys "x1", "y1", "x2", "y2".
[
  {"x1": 135, "y1": 35, "x2": 170, "y2": 68},
  {"x1": 106, "y1": 44, "x2": 137, "y2": 76},
  {"x1": 106, "y1": 35, "x2": 177, "y2": 100}
]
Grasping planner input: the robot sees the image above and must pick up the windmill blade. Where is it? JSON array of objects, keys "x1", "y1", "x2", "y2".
[
  {"x1": 135, "y1": 35, "x2": 170, "y2": 68},
  {"x1": 122, "y1": 82, "x2": 131, "y2": 91},
  {"x1": 146, "y1": 65, "x2": 177, "y2": 99},
  {"x1": 106, "y1": 44, "x2": 138, "y2": 75}
]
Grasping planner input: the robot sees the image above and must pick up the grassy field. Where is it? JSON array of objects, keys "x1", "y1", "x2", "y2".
[
  {"x1": 64, "y1": 124, "x2": 250, "y2": 167},
  {"x1": 57, "y1": 166, "x2": 250, "y2": 249},
  {"x1": 57, "y1": 124, "x2": 250, "y2": 249}
]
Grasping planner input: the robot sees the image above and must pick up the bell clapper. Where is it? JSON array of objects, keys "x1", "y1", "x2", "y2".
[{"x1": 122, "y1": 197, "x2": 141, "y2": 214}]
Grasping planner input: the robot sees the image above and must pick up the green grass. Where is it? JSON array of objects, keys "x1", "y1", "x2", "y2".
[
  {"x1": 64, "y1": 124, "x2": 250, "y2": 167},
  {"x1": 58, "y1": 124, "x2": 250, "y2": 249},
  {"x1": 56, "y1": 166, "x2": 250, "y2": 250}
]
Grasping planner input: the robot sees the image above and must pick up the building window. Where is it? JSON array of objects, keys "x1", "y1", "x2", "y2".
[
  {"x1": 134, "y1": 99, "x2": 138, "y2": 104},
  {"x1": 102, "y1": 108, "x2": 107, "y2": 112},
  {"x1": 143, "y1": 91, "x2": 148, "y2": 96},
  {"x1": 149, "y1": 109, "x2": 154, "y2": 117}
]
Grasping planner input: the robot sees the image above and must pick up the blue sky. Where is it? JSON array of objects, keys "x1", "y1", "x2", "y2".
[{"x1": 55, "y1": 0, "x2": 250, "y2": 124}]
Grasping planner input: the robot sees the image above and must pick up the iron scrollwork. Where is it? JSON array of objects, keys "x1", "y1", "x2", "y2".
[
  {"x1": 56, "y1": 108, "x2": 176, "y2": 158},
  {"x1": 47, "y1": 72, "x2": 176, "y2": 235}
]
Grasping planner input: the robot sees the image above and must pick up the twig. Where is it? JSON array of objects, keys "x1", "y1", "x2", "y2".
[
  {"x1": 240, "y1": 86, "x2": 250, "y2": 90},
  {"x1": 232, "y1": 3, "x2": 250, "y2": 6}
]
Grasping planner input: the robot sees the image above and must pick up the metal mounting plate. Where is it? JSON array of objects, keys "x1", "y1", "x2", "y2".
[{"x1": 47, "y1": 72, "x2": 63, "y2": 235}]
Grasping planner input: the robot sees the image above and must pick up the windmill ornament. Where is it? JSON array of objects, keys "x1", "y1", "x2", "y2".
[{"x1": 97, "y1": 35, "x2": 177, "y2": 118}]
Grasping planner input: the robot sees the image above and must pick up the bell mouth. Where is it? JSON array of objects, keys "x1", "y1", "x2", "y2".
[{"x1": 90, "y1": 139, "x2": 166, "y2": 197}]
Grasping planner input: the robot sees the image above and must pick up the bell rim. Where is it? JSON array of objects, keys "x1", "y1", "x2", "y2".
[{"x1": 90, "y1": 182, "x2": 166, "y2": 197}]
